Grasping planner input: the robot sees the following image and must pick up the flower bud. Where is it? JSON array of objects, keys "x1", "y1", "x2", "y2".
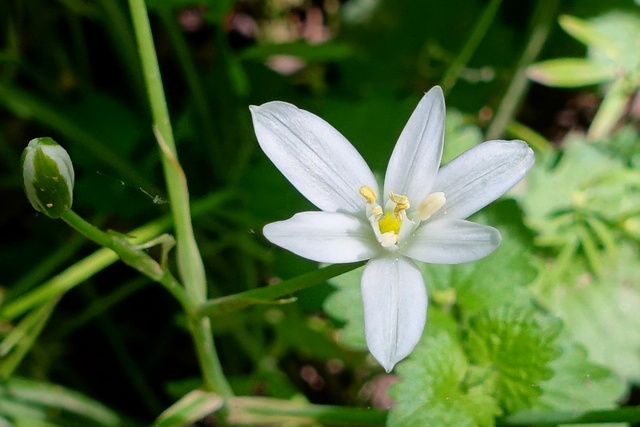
[{"x1": 22, "y1": 137, "x2": 75, "y2": 218}]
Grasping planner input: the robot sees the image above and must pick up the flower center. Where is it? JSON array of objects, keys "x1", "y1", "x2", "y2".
[{"x1": 359, "y1": 185, "x2": 446, "y2": 248}]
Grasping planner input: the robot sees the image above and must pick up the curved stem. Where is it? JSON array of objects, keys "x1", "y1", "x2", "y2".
[
  {"x1": 440, "y1": 0, "x2": 503, "y2": 95},
  {"x1": 127, "y1": 0, "x2": 232, "y2": 396},
  {"x1": 197, "y1": 263, "x2": 365, "y2": 318},
  {"x1": 486, "y1": 0, "x2": 559, "y2": 140}
]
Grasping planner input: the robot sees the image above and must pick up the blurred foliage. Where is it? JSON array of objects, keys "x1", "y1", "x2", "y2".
[{"x1": 1, "y1": 0, "x2": 640, "y2": 425}]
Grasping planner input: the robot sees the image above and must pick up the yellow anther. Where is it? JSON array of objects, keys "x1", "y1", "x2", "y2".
[
  {"x1": 389, "y1": 192, "x2": 410, "y2": 218},
  {"x1": 371, "y1": 205, "x2": 383, "y2": 217},
  {"x1": 417, "y1": 192, "x2": 446, "y2": 221},
  {"x1": 378, "y1": 211, "x2": 402, "y2": 235},
  {"x1": 359, "y1": 185, "x2": 378, "y2": 204}
]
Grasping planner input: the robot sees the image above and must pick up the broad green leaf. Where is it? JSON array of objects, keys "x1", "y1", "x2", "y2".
[
  {"x1": 464, "y1": 306, "x2": 562, "y2": 413},
  {"x1": 532, "y1": 244, "x2": 640, "y2": 383},
  {"x1": 388, "y1": 333, "x2": 501, "y2": 427},
  {"x1": 323, "y1": 266, "x2": 367, "y2": 350},
  {"x1": 0, "y1": 377, "x2": 122, "y2": 426},
  {"x1": 518, "y1": 136, "x2": 640, "y2": 248},
  {"x1": 587, "y1": 12, "x2": 640, "y2": 73},
  {"x1": 155, "y1": 390, "x2": 223, "y2": 427},
  {"x1": 423, "y1": 201, "x2": 536, "y2": 315},
  {"x1": 531, "y1": 341, "x2": 626, "y2": 411},
  {"x1": 526, "y1": 58, "x2": 614, "y2": 87}
]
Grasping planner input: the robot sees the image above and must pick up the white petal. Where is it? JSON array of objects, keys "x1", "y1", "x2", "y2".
[
  {"x1": 263, "y1": 212, "x2": 379, "y2": 263},
  {"x1": 403, "y1": 219, "x2": 501, "y2": 263},
  {"x1": 250, "y1": 102, "x2": 378, "y2": 214},
  {"x1": 431, "y1": 140, "x2": 534, "y2": 220},
  {"x1": 384, "y1": 87, "x2": 445, "y2": 203},
  {"x1": 361, "y1": 256, "x2": 427, "y2": 372}
]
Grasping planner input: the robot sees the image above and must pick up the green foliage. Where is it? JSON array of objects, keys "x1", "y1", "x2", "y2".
[
  {"x1": 3, "y1": 0, "x2": 640, "y2": 425},
  {"x1": 464, "y1": 306, "x2": 562, "y2": 413},
  {"x1": 389, "y1": 333, "x2": 501, "y2": 427},
  {"x1": 0, "y1": 377, "x2": 123, "y2": 427}
]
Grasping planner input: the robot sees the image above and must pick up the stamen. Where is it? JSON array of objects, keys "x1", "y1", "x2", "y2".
[
  {"x1": 379, "y1": 232, "x2": 398, "y2": 247},
  {"x1": 417, "y1": 192, "x2": 446, "y2": 221},
  {"x1": 389, "y1": 192, "x2": 410, "y2": 217},
  {"x1": 359, "y1": 185, "x2": 378, "y2": 204}
]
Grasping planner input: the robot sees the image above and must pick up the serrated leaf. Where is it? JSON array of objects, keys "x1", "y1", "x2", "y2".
[
  {"x1": 388, "y1": 333, "x2": 501, "y2": 427},
  {"x1": 532, "y1": 341, "x2": 626, "y2": 411},
  {"x1": 526, "y1": 58, "x2": 614, "y2": 88},
  {"x1": 518, "y1": 136, "x2": 640, "y2": 248},
  {"x1": 464, "y1": 306, "x2": 562, "y2": 413},
  {"x1": 532, "y1": 244, "x2": 640, "y2": 382}
]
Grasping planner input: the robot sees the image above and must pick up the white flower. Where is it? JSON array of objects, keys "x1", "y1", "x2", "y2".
[{"x1": 250, "y1": 86, "x2": 534, "y2": 372}]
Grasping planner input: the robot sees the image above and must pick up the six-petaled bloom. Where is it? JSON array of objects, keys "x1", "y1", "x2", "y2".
[{"x1": 250, "y1": 86, "x2": 534, "y2": 372}]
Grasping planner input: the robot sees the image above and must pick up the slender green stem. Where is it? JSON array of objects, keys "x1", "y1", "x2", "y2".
[
  {"x1": 1, "y1": 191, "x2": 230, "y2": 321},
  {"x1": 157, "y1": 9, "x2": 218, "y2": 172},
  {"x1": 440, "y1": 0, "x2": 503, "y2": 94},
  {"x1": 197, "y1": 263, "x2": 365, "y2": 318},
  {"x1": 486, "y1": 0, "x2": 559, "y2": 139},
  {"x1": 128, "y1": 0, "x2": 207, "y2": 302},
  {"x1": 227, "y1": 396, "x2": 387, "y2": 425},
  {"x1": 0, "y1": 298, "x2": 58, "y2": 378},
  {"x1": 499, "y1": 406, "x2": 640, "y2": 426},
  {"x1": 61, "y1": 210, "x2": 191, "y2": 310},
  {"x1": 127, "y1": 0, "x2": 231, "y2": 396}
]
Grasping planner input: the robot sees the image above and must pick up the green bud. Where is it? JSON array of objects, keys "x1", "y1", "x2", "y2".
[{"x1": 21, "y1": 137, "x2": 75, "y2": 219}]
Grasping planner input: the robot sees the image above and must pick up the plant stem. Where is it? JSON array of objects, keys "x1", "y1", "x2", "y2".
[
  {"x1": 0, "y1": 192, "x2": 230, "y2": 321},
  {"x1": 499, "y1": 406, "x2": 640, "y2": 426},
  {"x1": 440, "y1": 0, "x2": 503, "y2": 95},
  {"x1": 127, "y1": 0, "x2": 231, "y2": 396},
  {"x1": 197, "y1": 263, "x2": 365, "y2": 318},
  {"x1": 227, "y1": 396, "x2": 387, "y2": 425},
  {"x1": 128, "y1": 0, "x2": 207, "y2": 302},
  {"x1": 61, "y1": 210, "x2": 190, "y2": 310},
  {"x1": 486, "y1": 0, "x2": 559, "y2": 140}
]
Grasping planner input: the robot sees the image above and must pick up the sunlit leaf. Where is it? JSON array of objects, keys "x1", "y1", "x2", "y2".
[
  {"x1": 0, "y1": 378, "x2": 122, "y2": 426},
  {"x1": 558, "y1": 15, "x2": 620, "y2": 62},
  {"x1": 526, "y1": 58, "x2": 614, "y2": 87},
  {"x1": 531, "y1": 341, "x2": 626, "y2": 411},
  {"x1": 588, "y1": 77, "x2": 631, "y2": 140},
  {"x1": 532, "y1": 243, "x2": 640, "y2": 382},
  {"x1": 155, "y1": 390, "x2": 223, "y2": 427}
]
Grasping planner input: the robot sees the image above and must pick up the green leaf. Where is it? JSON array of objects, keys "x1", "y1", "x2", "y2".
[
  {"x1": 558, "y1": 15, "x2": 621, "y2": 63},
  {"x1": 526, "y1": 58, "x2": 614, "y2": 87},
  {"x1": 588, "y1": 77, "x2": 631, "y2": 140},
  {"x1": 531, "y1": 341, "x2": 626, "y2": 411},
  {"x1": 240, "y1": 42, "x2": 353, "y2": 63},
  {"x1": 464, "y1": 306, "x2": 562, "y2": 413},
  {"x1": 0, "y1": 377, "x2": 122, "y2": 426},
  {"x1": 155, "y1": 390, "x2": 223, "y2": 427},
  {"x1": 323, "y1": 266, "x2": 367, "y2": 350},
  {"x1": 388, "y1": 333, "x2": 501, "y2": 427},
  {"x1": 423, "y1": 201, "x2": 537, "y2": 315},
  {"x1": 518, "y1": 136, "x2": 640, "y2": 248},
  {"x1": 532, "y1": 243, "x2": 640, "y2": 383}
]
